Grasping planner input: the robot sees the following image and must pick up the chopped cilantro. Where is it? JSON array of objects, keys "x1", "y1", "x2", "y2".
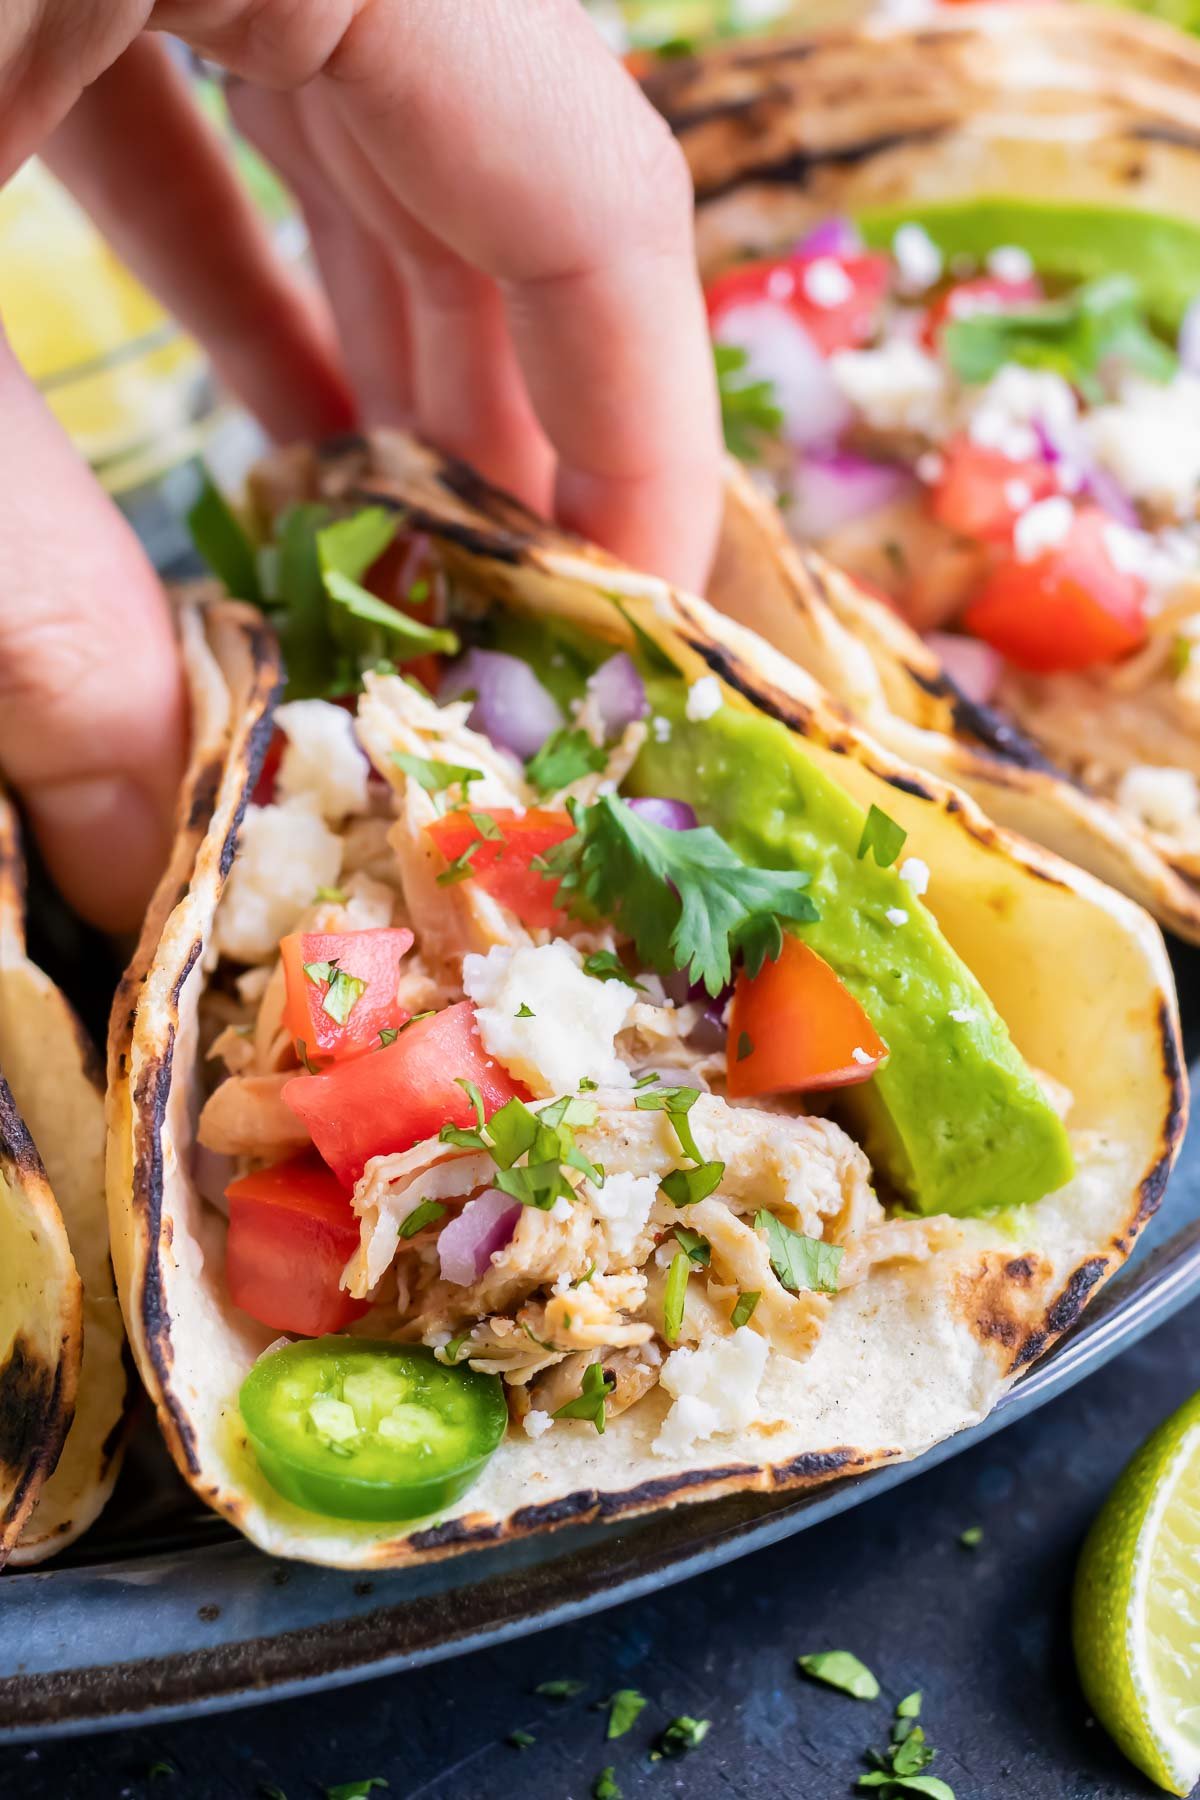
[
  {"x1": 187, "y1": 474, "x2": 262, "y2": 604},
  {"x1": 317, "y1": 507, "x2": 397, "y2": 583},
  {"x1": 673, "y1": 1225, "x2": 711, "y2": 1266},
  {"x1": 579, "y1": 1076, "x2": 598, "y2": 1091},
  {"x1": 516, "y1": 1002, "x2": 535, "y2": 1018},
  {"x1": 634, "y1": 1083, "x2": 704, "y2": 1163},
  {"x1": 294, "y1": 1037, "x2": 319, "y2": 1075},
  {"x1": 605, "y1": 1688, "x2": 648, "y2": 1740},
  {"x1": 322, "y1": 968, "x2": 366, "y2": 1026},
  {"x1": 302, "y1": 958, "x2": 337, "y2": 986},
  {"x1": 959, "y1": 1525, "x2": 984, "y2": 1549},
  {"x1": 659, "y1": 1161, "x2": 724, "y2": 1208},
  {"x1": 757, "y1": 1211, "x2": 843, "y2": 1294},
  {"x1": 896, "y1": 1692, "x2": 923, "y2": 1722},
  {"x1": 485, "y1": 1097, "x2": 542, "y2": 1169},
  {"x1": 634, "y1": 1070, "x2": 661, "y2": 1089},
  {"x1": 593, "y1": 1768, "x2": 622, "y2": 1800},
  {"x1": 546, "y1": 794, "x2": 818, "y2": 996},
  {"x1": 494, "y1": 1160, "x2": 575, "y2": 1210},
  {"x1": 572, "y1": 1263, "x2": 597, "y2": 1287},
  {"x1": 716, "y1": 342, "x2": 784, "y2": 463},
  {"x1": 468, "y1": 810, "x2": 503, "y2": 841},
  {"x1": 315, "y1": 885, "x2": 347, "y2": 903},
  {"x1": 323, "y1": 1782, "x2": 388, "y2": 1800},
  {"x1": 507, "y1": 1729, "x2": 535, "y2": 1750},
  {"x1": 456, "y1": 1077, "x2": 486, "y2": 1130},
  {"x1": 583, "y1": 950, "x2": 645, "y2": 990},
  {"x1": 436, "y1": 842, "x2": 479, "y2": 887},
  {"x1": 441, "y1": 1334, "x2": 469, "y2": 1365},
  {"x1": 604, "y1": 592, "x2": 680, "y2": 677},
  {"x1": 398, "y1": 1200, "x2": 446, "y2": 1239},
  {"x1": 535, "y1": 1678, "x2": 586, "y2": 1699},
  {"x1": 257, "y1": 1786, "x2": 288, "y2": 1800},
  {"x1": 943, "y1": 274, "x2": 1173, "y2": 401},
  {"x1": 730, "y1": 1289, "x2": 761, "y2": 1328},
  {"x1": 378, "y1": 1027, "x2": 399, "y2": 1048},
  {"x1": 1169, "y1": 635, "x2": 1193, "y2": 679},
  {"x1": 736, "y1": 1031, "x2": 754, "y2": 1062},
  {"x1": 797, "y1": 1650, "x2": 879, "y2": 1699},
  {"x1": 857, "y1": 804, "x2": 907, "y2": 870},
  {"x1": 654, "y1": 1715, "x2": 711, "y2": 1758},
  {"x1": 147, "y1": 1763, "x2": 176, "y2": 1781},
  {"x1": 857, "y1": 1693, "x2": 955, "y2": 1797},
  {"x1": 663, "y1": 1248, "x2": 691, "y2": 1344},
  {"x1": 526, "y1": 727, "x2": 607, "y2": 795},
  {"x1": 552, "y1": 1360, "x2": 614, "y2": 1433},
  {"x1": 324, "y1": 569, "x2": 458, "y2": 657},
  {"x1": 392, "y1": 751, "x2": 481, "y2": 798}
]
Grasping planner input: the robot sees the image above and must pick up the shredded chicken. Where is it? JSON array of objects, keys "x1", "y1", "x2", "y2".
[{"x1": 197, "y1": 1073, "x2": 310, "y2": 1158}]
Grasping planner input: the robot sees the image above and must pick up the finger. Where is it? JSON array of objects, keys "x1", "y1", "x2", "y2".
[
  {"x1": 153, "y1": 0, "x2": 723, "y2": 589},
  {"x1": 228, "y1": 81, "x2": 415, "y2": 428},
  {"x1": 0, "y1": 327, "x2": 186, "y2": 933},
  {"x1": 290, "y1": 81, "x2": 554, "y2": 512},
  {"x1": 43, "y1": 35, "x2": 355, "y2": 443}
]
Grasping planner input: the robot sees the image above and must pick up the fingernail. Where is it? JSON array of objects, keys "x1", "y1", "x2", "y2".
[{"x1": 30, "y1": 776, "x2": 173, "y2": 936}]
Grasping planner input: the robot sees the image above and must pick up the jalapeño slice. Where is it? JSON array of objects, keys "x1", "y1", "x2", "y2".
[{"x1": 239, "y1": 1338, "x2": 507, "y2": 1522}]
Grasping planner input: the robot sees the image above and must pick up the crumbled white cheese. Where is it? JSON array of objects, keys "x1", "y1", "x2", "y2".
[
  {"x1": 1084, "y1": 375, "x2": 1200, "y2": 519},
  {"x1": 588, "y1": 1170, "x2": 658, "y2": 1263},
  {"x1": 885, "y1": 907, "x2": 909, "y2": 927},
  {"x1": 766, "y1": 264, "x2": 797, "y2": 301},
  {"x1": 651, "y1": 715, "x2": 672, "y2": 743},
  {"x1": 949, "y1": 1007, "x2": 977, "y2": 1024},
  {"x1": 214, "y1": 801, "x2": 342, "y2": 963},
  {"x1": 333, "y1": 872, "x2": 396, "y2": 930},
  {"x1": 1116, "y1": 764, "x2": 1200, "y2": 835},
  {"x1": 275, "y1": 699, "x2": 369, "y2": 821},
  {"x1": 549, "y1": 1196, "x2": 574, "y2": 1223},
  {"x1": 803, "y1": 256, "x2": 853, "y2": 309},
  {"x1": 462, "y1": 941, "x2": 634, "y2": 1095},
  {"x1": 685, "y1": 675, "x2": 723, "y2": 722},
  {"x1": 1101, "y1": 520, "x2": 1150, "y2": 578},
  {"x1": 1003, "y1": 478, "x2": 1033, "y2": 513},
  {"x1": 986, "y1": 244, "x2": 1034, "y2": 284},
  {"x1": 1013, "y1": 496, "x2": 1074, "y2": 563},
  {"x1": 892, "y1": 222, "x2": 943, "y2": 294},
  {"x1": 915, "y1": 452, "x2": 944, "y2": 485},
  {"x1": 653, "y1": 1327, "x2": 769, "y2": 1459},
  {"x1": 523, "y1": 1409, "x2": 553, "y2": 1440},
  {"x1": 898, "y1": 857, "x2": 930, "y2": 896},
  {"x1": 850, "y1": 1047, "x2": 873, "y2": 1066},
  {"x1": 830, "y1": 341, "x2": 948, "y2": 436},
  {"x1": 967, "y1": 366, "x2": 1078, "y2": 466}
]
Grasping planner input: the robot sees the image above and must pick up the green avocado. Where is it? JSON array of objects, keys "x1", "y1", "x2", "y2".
[
  {"x1": 630, "y1": 681, "x2": 1074, "y2": 1219},
  {"x1": 489, "y1": 613, "x2": 1074, "y2": 1217},
  {"x1": 857, "y1": 197, "x2": 1200, "y2": 333}
]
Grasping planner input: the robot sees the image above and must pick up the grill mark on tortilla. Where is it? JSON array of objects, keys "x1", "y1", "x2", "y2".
[
  {"x1": 0, "y1": 1335, "x2": 60, "y2": 1477},
  {"x1": 904, "y1": 663, "x2": 1067, "y2": 780},
  {"x1": 1013, "y1": 1256, "x2": 1109, "y2": 1369},
  {"x1": 1131, "y1": 121, "x2": 1200, "y2": 151}
]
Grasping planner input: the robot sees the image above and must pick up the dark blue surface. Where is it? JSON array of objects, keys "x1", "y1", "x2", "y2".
[{"x1": 6, "y1": 1301, "x2": 1194, "y2": 1799}]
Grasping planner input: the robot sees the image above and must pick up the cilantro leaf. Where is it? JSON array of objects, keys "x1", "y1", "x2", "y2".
[
  {"x1": 715, "y1": 342, "x2": 784, "y2": 463},
  {"x1": 315, "y1": 885, "x2": 347, "y2": 903},
  {"x1": 441, "y1": 1333, "x2": 470, "y2": 1365},
  {"x1": 187, "y1": 475, "x2": 262, "y2": 604},
  {"x1": 456, "y1": 1076, "x2": 486, "y2": 1130},
  {"x1": 593, "y1": 1768, "x2": 622, "y2": 1800},
  {"x1": 659, "y1": 1161, "x2": 725, "y2": 1207},
  {"x1": 663, "y1": 1248, "x2": 691, "y2": 1344},
  {"x1": 553, "y1": 1360, "x2": 614, "y2": 1433},
  {"x1": 896, "y1": 1692, "x2": 923, "y2": 1722},
  {"x1": 323, "y1": 1782, "x2": 388, "y2": 1800},
  {"x1": 398, "y1": 1200, "x2": 446, "y2": 1239},
  {"x1": 757, "y1": 1212, "x2": 843, "y2": 1294},
  {"x1": 605, "y1": 593, "x2": 680, "y2": 676},
  {"x1": 583, "y1": 951, "x2": 645, "y2": 990},
  {"x1": 634, "y1": 1084, "x2": 704, "y2": 1163},
  {"x1": 324, "y1": 569, "x2": 459, "y2": 657},
  {"x1": 959, "y1": 1525, "x2": 984, "y2": 1549},
  {"x1": 525, "y1": 727, "x2": 607, "y2": 796},
  {"x1": 317, "y1": 507, "x2": 397, "y2": 584},
  {"x1": 507, "y1": 1729, "x2": 535, "y2": 1750},
  {"x1": 392, "y1": 751, "x2": 481, "y2": 797},
  {"x1": 942, "y1": 274, "x2": 1174, "y2": 402},
  {"x1": 731, "y1": 1290, "x2": 760, "y2": 1328},
  {"x1": 436, "y1": 842, "x2": 479, "y2": 887},
  {"x1": 605, "y1": 1688, "x2": 648, "y2": 1740},
  {"x1": 563, "y1": 795, "x2": 818, "y2": 996},
  {"x1": 516, "y1": 1002, "x2": 535, "y2": 1018},
  {"x1": 535, "y1": 1678, "x2": 586, "y2": 1699},
  {"x1": 857, "y1": 804, "x2": 907, "y2": 869},
  {"x1": 857, "y1": 1777, "x2": 955, "y2": 1799},
  {"x1": 673, "y1": 1225, "x2": 711, "y2": 1266},
  {"x1": 321, "y1": 968, "x2": 366, "y2": 1025},
  {"x1": 485, "y1": 1097, "x2": 541, "y2": 1170},
  {"x1": 655, "y1": 1715, "x2": 711, "y2": 1758},
  {"x1": 797, "y1": 1650, "x2": 879, "y2": 1699},
  {"x1": 378, "y1": 1027, "x2": 400, "y2": 1048}
]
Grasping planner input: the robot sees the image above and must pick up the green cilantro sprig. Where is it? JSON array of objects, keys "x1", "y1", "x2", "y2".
[
  {"x1": 715, "y1": 342, "x2": 784, "y2": 463},
  {"x1": 553, "y1": 1360, "x2": 615, "y2": 1434},
  {"x1": 857, "y1": 805, "x2": 907, "y2": 869},
  {"x1": 526, "y1": 727, "x2": 607, "y2": 795},
  {"x1": 942, "y1": 274, "x2": 1174, "y2": 402},
  {"x1": 757, "y1": 1211, "x2": 843, "y2": 1295},
  {"x1": 438, "y1": 1093, "x2": 604, "y2": 1213},
  {"x1": 583, "y1": 951, "x2": 644, "y2": 990},
  {"x1": 302, "y1": 959, "x2": 367, "y2": 1026},
  {"x1": 392, "y1": 752, "x2": 481, "y2": 803},
  {"x1": 858, "y1": 1690, "x2": 957, "y2": 1797},
  {"x1": 398, "y1": 1200, "x2": 446, "y2": 1239},
  {"x1": 604, "y1": 1688, "x2": 648, "y2": 1739}
]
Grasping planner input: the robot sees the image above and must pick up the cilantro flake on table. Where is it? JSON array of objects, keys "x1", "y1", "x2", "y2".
[
  {"x1": 534, "y1": 1678, "x2": 586, "y2": 1699},
  {"x1": 757, "y1": 1212, "x2": 843, "y2": 1294},
  {"x1": 593, "y1": 1768, "x2": 623, "y2": 1800},
  {"x1": 544, "y1": 794, "x2": 817, "y2": 997},
  {"x1": 323, "y1": 1781, "x2": 388, "y2": 1800},
  {"x1": 506, "y1": 1729, "x2": 536, "y2": 1750},
  {"x1": 526, "y1": 727, "x2": 607, "y2": 795},
  {"x1": 653, "y1": 1714, "x2": 711, "y2": 1758},
  {"x1": 959, "y1": 1525, "x2": 984, "y2": 1549},
  {"x1": 147, "y1": 1763, "x2": 176, "y2": 1781},
  {"x1": 553, "y1": 1360, "x2": 615, "y2": 1434},
  {"x1": 856, "y1": 1691, "x2": 956, "y2": 1798},
  {"x1": 797, "y1": 1650, "x2": 880, "y2": 1699},
  {"x1": 604, "y1": 1687, "x2": 648, "y2": 1739},
  {"x1": 716, "y1": 342, "x2": 784, "y2": 463}
]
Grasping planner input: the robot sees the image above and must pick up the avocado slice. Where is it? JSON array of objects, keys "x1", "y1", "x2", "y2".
[
  {"x1": 857, "y1": 198, "x2": 1200, "y2": 333},
  {"x1": 630, "y1": 680, "x2": 1074, "y2": 1220}
]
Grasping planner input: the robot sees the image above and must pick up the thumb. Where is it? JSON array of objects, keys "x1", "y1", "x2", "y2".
[{"x1": 0, "y1": 327, "x2": 187, "y2": 933}]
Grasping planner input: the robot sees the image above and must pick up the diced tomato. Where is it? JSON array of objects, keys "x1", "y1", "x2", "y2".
[
  {"x1": 706, "y1": 251, "x2": 891, "y2": 356},
  {"x1": 283, "y1": 1001, "x2": 525, "y2": 1187},
  {"x1": 922, "y1": 274, "x2": 1042, "y2": 349},
  {"x1": 280, "y1": 927, "x2": 415, "y2": 1065},
  {"x1": 225, "y1": 1152, "x2": 369, "y2": 1336},
  {"x1": 426, "y1": 809, "x2": 575, "y2": 930},
  {"x1": 963, "y1": 505, "x2": 1148, "y2": 673},
  {"x1": 726, "y1": 936, "x2": 887, "y2": 1097},
  {"x1": 929, "y1": 436, "x2": 1059, "y2": 543}
]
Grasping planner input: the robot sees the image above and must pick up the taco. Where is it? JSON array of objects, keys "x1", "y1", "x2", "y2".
[
  {"x1": 0, "y1": 794, "x2": 126, "y2": 1566},
  {"x1": 108, "y1": 429, "x2": 1183, "y2": 1569},
  {"x1": 644, "y1": 5, "x2": 1200, "y2": 940}
]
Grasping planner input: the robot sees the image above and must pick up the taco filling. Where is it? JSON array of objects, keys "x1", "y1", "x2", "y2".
[
  {"x1": 708, "y1": 205, "x2": 1200, "y2": 871},
  {"x1": 190, "y1": 484, "x2": 1077, "y2": 1523}
]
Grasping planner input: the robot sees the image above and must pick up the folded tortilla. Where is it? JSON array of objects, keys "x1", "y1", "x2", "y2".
[
  {"x1": 645, "y1": 4, "x2": 1200, "y2": 942},
  {"x1": 108, "y1": 430, "x2": 1185, "y2": 1569},
  {"x1": 0, "y1": 795, "x2": 126, "y2": 1566}
]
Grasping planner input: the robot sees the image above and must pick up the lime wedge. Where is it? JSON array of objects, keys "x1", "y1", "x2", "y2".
[{"x1": 1074, "y1": 1388, "x2": 1200, "y2": 1795}]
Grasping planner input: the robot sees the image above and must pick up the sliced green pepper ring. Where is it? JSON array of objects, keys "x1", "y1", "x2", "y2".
[{"x1": 239, "y1": 1338, "x2": 508, "y2": 1522}]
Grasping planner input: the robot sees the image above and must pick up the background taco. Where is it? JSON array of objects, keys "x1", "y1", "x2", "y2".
[
  {"x1": 107, "y1": 430, "x2": 1184, "y2": 1570},
  {"x1": 644, "y1": 5, "x2": 1200, "y2": 941}
]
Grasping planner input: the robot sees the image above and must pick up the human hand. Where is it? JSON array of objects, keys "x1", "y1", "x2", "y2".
[{"x1": 0, "y1": 1, "x2": 722, "y2": 932}]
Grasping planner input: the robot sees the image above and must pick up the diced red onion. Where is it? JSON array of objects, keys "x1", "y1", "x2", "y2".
[
  {"x1": 1084, "y1": 462, "x2": 1140, "y2": 531},
  {"x1": 437, "y1": 1189, "x2": 521, "y2": 1287},
  {"x1": 627, "y1": 796, "x2": 698, "y2": 831},
  {"x1": 715, "y1": 302, "x2": 852, "y2": 451},
  {"x1": 689, "y1": 1001, "x2": 730, "y2": 1052},
  {"x1": 925, "y1": 632, "x2": 1003, "y2": 707},
  {"x1": 1180, "y1": 298, "x2": 1200, "y2": 376},
  {"x1": 795, "y1": 218, "x2": 861, "y2": 260},
  {"x1": 790, "y1": 452, "x2": 915, "y2": 541},
  {"x1": 196, "y1": 1145, "x2": 238, "y2": 1213},
  {"x1": 587, "y1": 653, "x2": 647, "y2": 734},
  {"x1": 440, "y1": 649, "x2": 563, "y2": 760}
]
